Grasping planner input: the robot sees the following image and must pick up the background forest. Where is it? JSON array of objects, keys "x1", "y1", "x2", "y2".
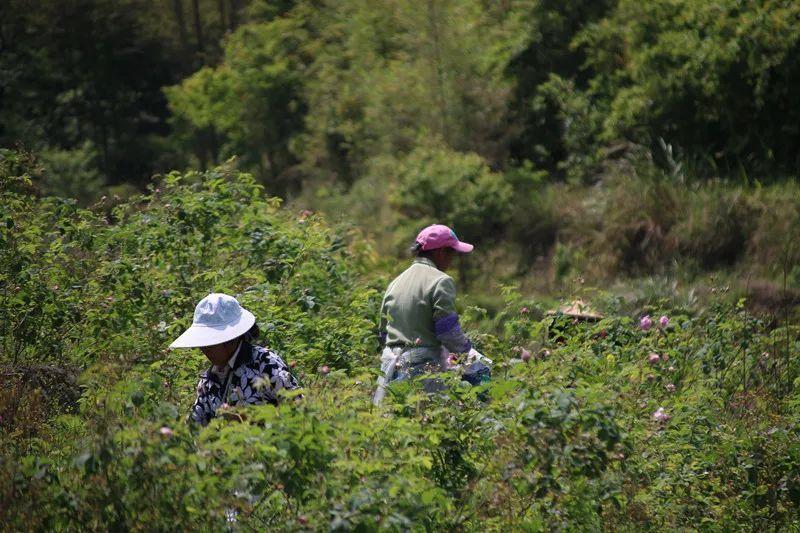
[
  {"x1": 3, "y1": 0, "x2": 800, "y2": 288},
  {"x1": 2, "y1": 0, "x2": 800, "y2": 530}
]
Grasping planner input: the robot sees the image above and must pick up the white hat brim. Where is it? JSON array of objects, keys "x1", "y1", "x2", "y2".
[{"x1": 169, "y1": 309, "x2": 256, "y2": 348}]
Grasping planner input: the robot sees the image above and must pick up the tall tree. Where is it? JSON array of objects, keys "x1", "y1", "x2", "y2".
[
  {"x1": 172, "y1": 0, "x2": 189, "y2": 49},
  {"x1": 192, "y1": 0, "x2": 205, "y2": 54}
]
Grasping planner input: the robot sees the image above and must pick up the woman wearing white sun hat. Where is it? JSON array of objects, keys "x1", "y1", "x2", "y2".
[{"x1": 171, "y1": 293, "x2": 298, "y2": 425}]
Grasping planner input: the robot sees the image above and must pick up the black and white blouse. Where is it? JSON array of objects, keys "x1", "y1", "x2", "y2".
[{"x1": 190, "y1": 342, "x2": 299, "y2": 425}]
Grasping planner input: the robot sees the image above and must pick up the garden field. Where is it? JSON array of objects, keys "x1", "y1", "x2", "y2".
[
  {"x1": 2, "y1": 159, "x2": 799, "y2": 530},
  {"x1": 3, "y1": 0, "x2": 800, "y2": 529}
]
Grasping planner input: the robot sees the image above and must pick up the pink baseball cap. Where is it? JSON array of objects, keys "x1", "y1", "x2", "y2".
[{"x1": 415, "y1": 224, "x2": 474, "y2": 253}]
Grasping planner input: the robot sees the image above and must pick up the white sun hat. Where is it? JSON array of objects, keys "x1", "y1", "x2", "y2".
[{"x1": 169, "y1": 293, "x2": 256, "y2": 349}]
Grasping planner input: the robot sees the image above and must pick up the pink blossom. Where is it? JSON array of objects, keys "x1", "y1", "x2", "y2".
[
  {"x1": 159, "y1": 426, "x2": 174, "y2": 437},
  {"x1": 652, "y1": 407, "x2": 671, "y2": 422},
  {"x1": 447, "y1": 354, "x2": 458, "y2": 366},
  {"x1": 220, "y1": 403, "x2": 230, "y2": 409},
  {"x1": 648, "y1": 353, "x2": 661, "y2": 365},
  {"x1": 665, "y1": 383, "x2": 676, "y2": 393},
  {"x1": 520, "y1": 307, "x2": 529, "y2": 314},
  {"x1": 659, "y1": 315, "x2": 669, "y2": 328},
  {"x1": 320, "y1": 365, "x2": 330, "y2": 375},
  {"x1": 640, "y1": 315, "x2": 653, "y2": 331},
  {"x1": 520, "y1": 348, "x2": 531, "y2": 362}
]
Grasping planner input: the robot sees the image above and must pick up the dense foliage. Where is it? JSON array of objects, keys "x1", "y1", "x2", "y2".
[
  {"x1": 3, "y1": 0, "x2": 799, "y2": 288},
  {"x1": 2, "y1": 1, "x2": 800, "y2": 527},
  {"x1": 5, "y1": 1, "x2": 800, "y2": 181},
  {"x1": 2, "y1": 158, "x2": 799, "y2": 529}
]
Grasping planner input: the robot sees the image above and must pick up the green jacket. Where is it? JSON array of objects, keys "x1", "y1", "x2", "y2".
[{"x1": 379, "y1": 257, "x2": 471, "y2": 353}]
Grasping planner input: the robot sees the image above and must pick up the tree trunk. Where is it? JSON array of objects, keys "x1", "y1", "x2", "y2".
[
  {"x1": 171, "y1": 0, "x2": 188, "y2": 50},
  {"x1": 191, "y1": 0, "x2": 204, "y2": 54},
  {"x1": 426, "y1": 0, "x2": 450, "y2": 145},
  {"x1": 217, "y1": 0, "x2": 226, "y2": 32},
  {"x1": 228, "y1": 0, "x2": 239, "y2": 30}
]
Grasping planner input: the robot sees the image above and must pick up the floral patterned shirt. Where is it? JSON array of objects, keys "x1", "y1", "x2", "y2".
[{"x1": 190, "y1": 342, "x2": 299, "y2": 425}]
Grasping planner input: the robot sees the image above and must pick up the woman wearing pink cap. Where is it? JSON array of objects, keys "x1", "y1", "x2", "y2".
[{"x1": 373, "y1": 224, "x2": 483, "y2": 404}]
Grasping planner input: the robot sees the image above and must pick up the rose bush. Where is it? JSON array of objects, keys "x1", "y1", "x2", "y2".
[{"x1": 2, "y1": 157, "x2": 799, "y2": 530}]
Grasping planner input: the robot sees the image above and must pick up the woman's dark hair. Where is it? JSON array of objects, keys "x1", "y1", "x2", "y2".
[
  {"x1": 410, "y1": 241, "x2": 452, "y2": 260},
  {"x1": 409, "y1": 241, "x2": 434, "y2": 259},
  {"x1": 241, "y1": 323, "x2": 260, "y2": 344}
]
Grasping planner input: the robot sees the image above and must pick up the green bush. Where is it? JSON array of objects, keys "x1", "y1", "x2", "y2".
[
  {"x1": 578, "y1": 0, "x2": 800, "y2": 175},
  {"x1": 391, "y1": 146, "x2": 513, "y2": 249},
  {"x1": 2, "y1": 154, "x2": 800, "y2": 530}
]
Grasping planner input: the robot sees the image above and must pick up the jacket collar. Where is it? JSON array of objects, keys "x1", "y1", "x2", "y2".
[
  {"x1": 201, "y1": 342, "x2": 253, "y2": 381},
  {"x1": 413, "y1": 256, "x2": 438, "y2": 269},
  {"x1": 230, "y1": 342, "x2": 253, "y2": 370}
]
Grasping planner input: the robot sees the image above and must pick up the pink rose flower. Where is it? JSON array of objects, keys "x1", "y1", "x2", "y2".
[
  {"x1": 652, "y1": 407, "x2": 671, "y2": 422},
  {"x1": 659, "y1": 315, "x2": 669, "y2": 328},
  {"x1": 648, "y1": 353, "x2": 660, "y2": 365},
  {"x1": 640, "y1": 315, "x2": 653, "y2": 331}
]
